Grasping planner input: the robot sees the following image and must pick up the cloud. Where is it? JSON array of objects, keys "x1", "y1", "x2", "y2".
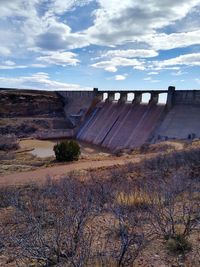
[
  {"x1": 37, "y1": 51, "x2": 80, "y2": 66},
  {"x1": 91, "y1": 57, "x2": 144, "y2": 72},
  {"x1": 92, "y1": 52, "x2": 200, "y2": 73},
  {"x1": 86, "y1": 0, "x2": 200, "y2": 46},
  {"x1": 145, "y1": 30, "x2": 200, "y2": 51},
  {"x1": 0, "y1": 0, "x2": 89, "y2": 56},
  {"x1": 144, "y1": 76, "x2": 160, "y2": 83},
  {"x1": 0, "y1": 0, "x2": 39, "y2": 18},
  {"x1": 0, "y1": 72, "x2": 90, "y2": 90},
  {"x1": 0, "y1": 61, "x2": 48, "y2": 70},
  {"x1": 148, "y1": 71, "x2": 159, "y2": 75},
  {"x1": 48, "y1": 0, "x2": 93, "y2": 15},
  {"x1": 144, "y1": 77, "x2": 152, "y2": 81},
  {"x1": 31, "y1": 63, "x2": 47, "y2": 68},
  {"x1": 35, "y1": 18, "x2": 89, "y2": 50},
  {"x1": 115, "y1": 74, "x2": 127, "y2": 81},
  {"x1": 154, "y1": 53, "x2": 200, "y2": 68},
  {"x1": 0, "y1": 64, "x2": 27, "y2": 70},
  {"x1": 0, "y1": 46, "x2": 11, "y2": 56},
  {"x1": 0, "y1": 0, "x2": 200, "y2": 61},
  {"x1": 3, "y1": 60, "x2": 16, "y2": 66},
  {"x1": 36, "y1": 30, "x2": 89, "y2": 51},
  {"x1": 101, "y1": 49, "x2": 158, "y2": 58}
]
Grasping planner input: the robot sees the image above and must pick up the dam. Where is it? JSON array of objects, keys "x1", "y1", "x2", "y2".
[
  {"x1": 58, "y1": 86, "x2": 200, "y2": 151},
  {"x1": 1, "y1": 86, "x2": 200, "y2": 151}
]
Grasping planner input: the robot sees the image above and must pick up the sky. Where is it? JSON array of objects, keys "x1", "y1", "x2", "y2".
[{"x1": 0, "y1": 0, "x2": 200, "y2": 91}]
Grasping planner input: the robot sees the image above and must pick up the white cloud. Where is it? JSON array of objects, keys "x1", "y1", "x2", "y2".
[
  {"x1": 3, "y1": 60, "x2": 16, "y2": 66},
  {"x1": 134, "y1": 65, "x2": 146, "y2": 71},
  {"x1": 0, "y1": 46, "x2": 11, "y2": 56},
  {"x1": 0, "y1": 0, "x2": 200, "y2": 64},
  {"x1": 0, "y1": 0, "x2": 39, "y2": 18},
  {"x1": 37, "y1": 51, "x2": 80, "y2": 66},
  {"x1": 145, "y1": 30, "x2": 200, "y2": 51},
  {"x1": 48, "y1": 0, "x2": 93, "y2": 15},
  {"x1": 91, "y1": 57, "x2": 144, "y2": 72},
  {"x1": 0, "y1": 72, "x2": 90, "y2": 91},
  {"x1": 148, "y1": 71, "x2": 159, "y2": 75},
  {"x1": 0, "y1": 0, "x2": 89, "y2": 57},
  {"x1": 93, "y1": 52, "x2": 200, "y2": 73},
  {"x1": 86, "y1": 0, "x2": 200, "y2": 46},
  {"x1": 31, "y1": 63, "x2": 47, "y2": 68},
  {"x1": 104, "y1": 66, "x2": 118, "y2": 72},
  {"x1": 0, "y1": 61, "x2": 48, "y2": 70},
  {"x1": 144, "y1": 77, "x2": 152, "y2": 81},
  {"x1": 154, "y1": 53, "x2": 200, "y2": 68},
  {"x1": 115, "y1": 74, "x2": 127, "y2": 81},
  {"x1": 35, "y1": 18, "x2": 89, "y2": 50},
  {"x1": 102, "y1": 49, "x2": 158, "y2": 58},
  {"x1": 0, "y1": 65, "x2": 27, "y2": 70},
  {"x1": 144, "y1": 76, "x2": 160, "y2": 83}
]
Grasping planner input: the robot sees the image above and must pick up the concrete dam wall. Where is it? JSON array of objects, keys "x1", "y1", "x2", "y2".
[
  {"x1": 77, "y1": 102, "x2": 165, "y2": 150},
  {"x1": 58, "y1": 86, "x2": 200, "y2": 151},
  {"x1": 155, "y1": 105, "x2": 200, "y2": 140}
]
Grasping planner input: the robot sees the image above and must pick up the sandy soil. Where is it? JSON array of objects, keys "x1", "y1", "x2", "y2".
[
  {"x1": 0, "y1": 154, "x2": 150, "y2": 187},
  {"x1": 0, "y1": 139, "x2": 187, "y2": 187}
]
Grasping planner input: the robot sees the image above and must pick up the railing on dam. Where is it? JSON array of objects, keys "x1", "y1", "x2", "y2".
[
  {"x1": 58, "y1": 86, "x2": 200, "y2": 113},
  {"x1": 92, "y1": 87, "x2": 200, "y2": 107},
  {"x1": 91, "y1": 86, "x2": 175, "y2": 109},
  {"x1": 58, "y1": 86, "x2": 176, "y2": 109}
]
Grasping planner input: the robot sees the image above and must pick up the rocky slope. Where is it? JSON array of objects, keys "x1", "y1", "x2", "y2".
[{"x1": 0, "y1": 89, "x2": 69, "y2": 137}]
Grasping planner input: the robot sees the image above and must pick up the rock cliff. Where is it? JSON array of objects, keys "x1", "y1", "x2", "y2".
[{"x1": 0, "y1": 89, "x2": 69, "y2": 137}]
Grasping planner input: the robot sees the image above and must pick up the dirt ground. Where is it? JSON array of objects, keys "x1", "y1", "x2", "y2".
[
  {"x1": 0, "y1": 154, "x2": 151, "y2": 187},
  {"x1": 0, "y1": 139, "x2": 187, "y2": 187},
  {"x1": 0, "y1": 138, "x2": 113, "y2": 176}
]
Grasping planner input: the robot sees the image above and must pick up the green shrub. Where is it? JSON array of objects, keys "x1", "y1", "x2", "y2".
[
  {"x1": 166, "y1": 234, "x2": 191, "y2": 254},
  {"x1": 53, "y1": 140, "x2": 80, "y2": 162}
]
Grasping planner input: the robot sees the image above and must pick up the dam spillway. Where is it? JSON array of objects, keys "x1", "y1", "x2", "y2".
[
  {"x1": 61, "y1": 86, "x2": 200, "y2": 151},
  {"x1": 77, "y1": 102, "x2": 165, "y2": 150}
]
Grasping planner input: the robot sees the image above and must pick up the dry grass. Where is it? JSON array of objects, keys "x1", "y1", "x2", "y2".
[
  {"x1": 117, "y1": 191, "x2": 151, "y2": 209},
  {"x1": 0, "y1": 151, "x2": 54, "y2": 175},
  {"x1": 191, "y1": 139, "x2": 200, "y2": 148}
]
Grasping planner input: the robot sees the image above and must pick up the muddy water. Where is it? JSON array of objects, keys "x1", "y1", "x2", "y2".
[
  {"x1": 19, "y1": 139, "x2": 57, "y2": 158},
  {"x1": 19, "y1": 139, "x2": 111, "y2": 158}
]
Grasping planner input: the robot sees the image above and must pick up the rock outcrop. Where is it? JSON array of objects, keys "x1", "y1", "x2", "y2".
[{"x1": 0, "y1": 89, "x2": 69, "y2": 137}]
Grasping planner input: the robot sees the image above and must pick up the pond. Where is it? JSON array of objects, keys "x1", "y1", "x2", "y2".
[
  {"x1": 19, "y1": 139, "x2": 57, "y2": 158},
  {"x1": 19, "y1": 139, "x2": 111, "y2": 159}
]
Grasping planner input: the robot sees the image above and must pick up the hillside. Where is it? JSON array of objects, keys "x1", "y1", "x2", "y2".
[{"x1": 0, "y1": 89, "x2": 69, "y2": 137}]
